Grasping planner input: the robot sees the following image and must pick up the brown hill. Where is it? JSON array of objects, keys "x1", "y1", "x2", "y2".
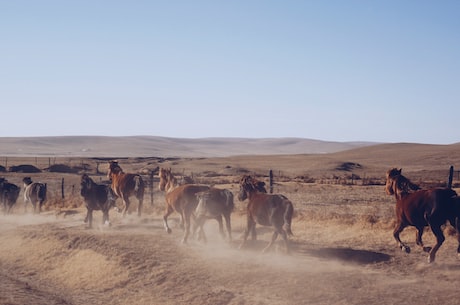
[{"x1": 0, "y1": 136, "x2": 377, "y2": 157}]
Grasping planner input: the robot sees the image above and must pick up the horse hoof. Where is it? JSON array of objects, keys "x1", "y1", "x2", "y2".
[
  {"x1": 423, "y1": 247, "x2": 432, "y2": 253},
  {"x1": 166, "y1": 228, "x2": 172, "y2": 234},
  {"x1": 401, "y1": 246, "x2": 411, "y2": 253}
]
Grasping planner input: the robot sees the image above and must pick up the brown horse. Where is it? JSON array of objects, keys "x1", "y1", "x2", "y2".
[
  {"x1": 80, "y1": 174, "x2": 117, "y2": 229},
  {"x1": 23, "y1": 177, "x2": 47, "y2": 213},
  {"x1": 194, "y1": 188, "x2": 234, "y2": 242},
  {"x1": 107, "y1": 161, "x2": 145, "y2": 217},
  {"x1": 0, "y1": 178, "x2": 20, "y2": 214},
  {"x1": 385, "y1": 168, "x2": 460, "y2": 263},
  {"x1": 158, "y1": 167, "x2": 210, "y2": 243},
  {"x1": 238, "y1": 175, "x2": 294, "y2": 253}
]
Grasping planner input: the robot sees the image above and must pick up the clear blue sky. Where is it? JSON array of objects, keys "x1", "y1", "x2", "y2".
[{"x1": 1, "y1": 1, "x2": 459, "y2": 144}]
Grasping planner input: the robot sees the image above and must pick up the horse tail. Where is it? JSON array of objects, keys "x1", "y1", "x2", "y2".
[
  {"x1": 38, "y1": 183, "x2": 47, "y2": 201},
  {"x1": 134, "y1": 175, "x2": 144, "y2": 196},
  {"x1": 283, "y1": 200, "x2": 294, "y2": 236},
  {"x1": 225, "y1": 189, "x2": 234, "y2": 212},
  {"x1": 10, "y1": 185, "x2": 20, "y2": 203}
]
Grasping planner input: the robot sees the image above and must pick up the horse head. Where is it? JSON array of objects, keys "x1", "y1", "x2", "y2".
[
  {"x1": 238, "y1": 175, "x2": 267, "y2": 201},
  {"x1": 158, "y1": 168, "x2": 170, "y2": 191},
  {"x1": 158, "y1": 168, "x2": 178, "y2": 192},
  {"x1": 107, "y1": 161, "x2": 123, "y2": 180},
  {"x1": 385, "y1": 168, "x2": 401, "y2": 195},
  {"x1": 22, "y1": 176, "x2": 33, "y2": 186},
  {"x1": 385, "y1": 168, "x2": 420, "y2": 199}
]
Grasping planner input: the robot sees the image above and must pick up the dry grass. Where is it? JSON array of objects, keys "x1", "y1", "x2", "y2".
[{"x1": 2, "y1": 142, "x2": 460, "y2": 305}]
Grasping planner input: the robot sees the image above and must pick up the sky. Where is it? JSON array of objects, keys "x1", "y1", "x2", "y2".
[{"x1": 1, "y1": 1, "x2": 459, "y2": 144}]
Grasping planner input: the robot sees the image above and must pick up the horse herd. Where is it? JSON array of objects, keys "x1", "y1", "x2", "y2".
[
  {"x1": 0, "y1": 177, "x2": 47, "y2": 214},
  {"x1": 2, "y1": 162, "x2": 460, "y2": 263}
]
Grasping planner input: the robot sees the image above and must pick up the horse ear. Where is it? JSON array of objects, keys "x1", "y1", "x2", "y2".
[{"x1": 398, "y1": 168, "x2": 402, "y2": 174}]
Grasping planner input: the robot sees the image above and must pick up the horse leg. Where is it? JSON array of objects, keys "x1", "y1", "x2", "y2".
[
  {"x1": 181, "y1": 211, "x2": 191, "y2": 244},
  {"x1": 84, "y1": 208, "x2": 89, "y2": 223},
  {"x1": 279, "y1": 229, "x2": 290, "y2": 254},
  {"x1": 103, "y1": 209, "x2": 110, "y2": 226},
  {"x1": 215, "y1": 215, "x2": 225, "y2": 239},
  {"x1": 239, "y1": 217, "x2": 256, "y2": 249},
  {"x1": 393, "y1": 222, "x2": 410, "y2": 253},
  {"x1": 250, "y1": 223, "x2": 257, "y2": 241},
  {"x1": 415, "y1": 226, "x2": 431, "y2": 252},
  {"x1": 122, "y1": 196, "x2": 130, "y2": 217},
  {"x1": 163, "y1": 205, "x2": 174, "y2": 234},
  {"x1": 262, "y1": 230, "x2": 279, "y2": 253},
  {"x1": 137, "y1": 196, "x2": 143, "y2": 217},
  {"x1": 192, "y1": 216, "x2": 206, "y2": 242},
  {"x1": 428, "y1": 224, "x2": 445, "y2": 263},
  {"x1": 454, "y1": 218, "x2": 460, "y2": 256},
  {"x1": 224, "y1": 213, "x2": 232, "y2": 242},
  {"x1": 87, "y1": 209, "x2": 93, "y2": 229}
]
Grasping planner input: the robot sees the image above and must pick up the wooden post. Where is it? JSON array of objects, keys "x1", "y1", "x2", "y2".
[
  {"x1": 150, "y1": 170, "x2": 154, "y2": 206},
  {"x1": 61, "y1": 178, "x2": 65, "y2": 199},
  {"x1": 269, "y1": 169, "x2": 273, "y2": 194},
  {"x1": 448, "y1": 165, "x2": 454, "y2": 189}
]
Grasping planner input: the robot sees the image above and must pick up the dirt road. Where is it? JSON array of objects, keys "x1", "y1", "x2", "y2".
[{"x1": 1, "y1": 210, "x2": 460, "y2": 305}]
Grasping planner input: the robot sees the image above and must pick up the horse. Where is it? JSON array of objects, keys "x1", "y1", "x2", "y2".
[
  {"x1": 0, "y1": 178, "x2": 20, "y2": 214},
  {"x1": 194, "y1": 188, "x2": 234, "y2": 242},
  {"x1": 107, "y1": 161, "x2": 145, "y2": 217},
  {"x1": 238, "y1": 175, "x2": 294, "y2": 253},
  {"x1": 23, "y1": 176, "x2": 47, "y2": 213},
  {"x1": 158, "y1": 167, "x2": 211, "y2": 243},
  {"x1": 385, "y1": 168, "x2": 460, "y2": 263},
  {"x1": 80, "y1": 174, "x2": 117, "y2": 229}
]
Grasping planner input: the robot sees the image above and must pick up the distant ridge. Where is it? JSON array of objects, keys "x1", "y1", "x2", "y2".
[{"x1": 0, "y1": 136, "x2": 379, "y2": 157}]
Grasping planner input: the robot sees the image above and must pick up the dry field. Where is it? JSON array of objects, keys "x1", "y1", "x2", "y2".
[{"x1": 2, "y1": 142, "x2": 460, "y2": 305}]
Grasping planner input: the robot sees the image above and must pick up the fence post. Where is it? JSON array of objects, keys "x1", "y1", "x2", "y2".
[
  {"x1": 448, "y1": 165, "x2": 454, "y2": 189},
  {"x1": 61, "y1": 178, "x2": 65, "y2": 199},
  {"x1": 269, "y1": 169, "x2": 273, "y2": 194},
  {"x1": 150, "y1": 170, "x2": 154, "y2": 206}
]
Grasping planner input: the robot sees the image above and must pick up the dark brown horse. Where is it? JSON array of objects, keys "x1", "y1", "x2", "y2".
[
  {"x1": 385, "y1": 168, "x2": 460, "y2": 263},
  {"x1": 194, "y1": 188, "x2": 234, "y2": 242},
  {"x1": 80, "y1": 174, "x2": 117, "y2": 229},
  {"x1": 23, "y1": 177, "x2": 47, "y2": 213},
  {"x1": 0, "y1": 178, "x2": 20, "y2": 214},
  {"x1": 158, "y1": 167, "x2": 210, "y2": 243},
  {"x1": 107, "y1": 161, "x2": 145, "y2": 217},
  {"x1": 238, "y1": 175, "x2": 294, "y2": 253}
]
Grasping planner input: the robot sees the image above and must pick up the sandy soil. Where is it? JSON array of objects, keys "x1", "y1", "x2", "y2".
[
  {"x1": 2, "y1": 144, "x2": 460, "y2": 305},
  {"x1": 2, "y1": 184, "x2": 460, "y2": 305}
]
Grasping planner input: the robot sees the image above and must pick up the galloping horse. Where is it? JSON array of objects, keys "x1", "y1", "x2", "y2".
[
  {"x1": 158, "y1": 167, "x2": 210, "y2": 243},
  {"x1": 23, "y1": 177, "x2": 47, "y2": 213},
  {"x1": 194, "y1": 188, "x2": 234, "y2": 242},
  {"x1": 238, "y1": 175, "x2": 294, "y2": 253},
  {"x1": 385, "y1": 168, "x2": 460, "y2": 263},
  {"x1": 107, "y1": 161, "x2": 145, "y2": 217},
  {"x1": 0, "y1": 178, "x2": 20, "y2": 214},
  {"x1": 80, "y1": 174, "x2": 117, "y2": 229}
]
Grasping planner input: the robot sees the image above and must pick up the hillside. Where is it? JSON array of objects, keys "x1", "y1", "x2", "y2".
[{"x1": 0, "y1": 136, "x2": 378, "y2": 157}]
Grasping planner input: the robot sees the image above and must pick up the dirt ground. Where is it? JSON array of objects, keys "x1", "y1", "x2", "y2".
[
  {"x1": 2, "y1": 149, "x2": 460, "y2": 305},
  {"x1": 2, "y1": 181, "x2": 460, "y2": 305}
]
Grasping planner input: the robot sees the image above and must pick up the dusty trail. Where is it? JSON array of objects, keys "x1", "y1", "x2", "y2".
[{"x1": 1, "y1": 212, "x2": 460, "y2": 305}]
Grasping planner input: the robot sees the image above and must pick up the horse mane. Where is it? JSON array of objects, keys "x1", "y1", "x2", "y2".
[
  {"x1": 386, "y1": 168, "x2": 421, "y2": 198},
  {"x1": 159, "y1": 167, "x2": 179, "y2": 192},
  {"x1": 109, "y1": 161, "x2": 124, "y2": 175},
  {"x1": 240, "y1": 175, "x2": 267, "y2": 193}
]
